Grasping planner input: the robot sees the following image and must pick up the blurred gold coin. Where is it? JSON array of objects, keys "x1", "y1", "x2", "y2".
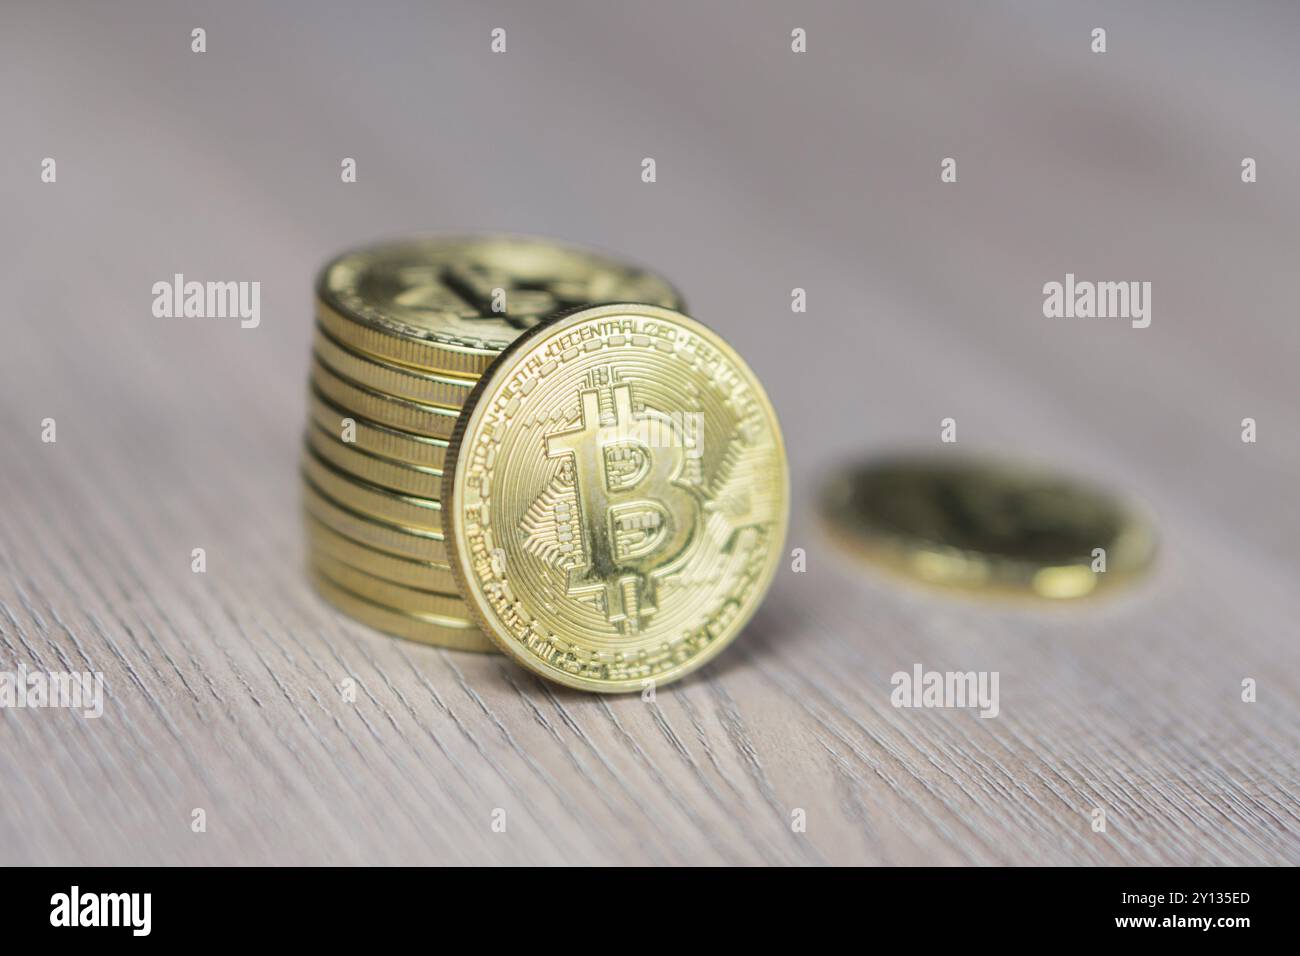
[
  {"x1": 301, "y1": 441, "x2": 441, "y2": 532},
  {"x1": 312, "y1": 322, "x2": 475, "y2": 409},
  {"x1": 311, "y1": 551, "x2": 468, "y2": 618},
  {"x1": 307, "y1": 388, "x2": 449, "y2": 470},
  {"x1": 309, "y1": 570, "x2": 492, "y2": 652},
  {"x1": 316, "y1": 235, "x2": 685, "y2": 375},
  {"x1": 445, "y1": 304, "x2": 789, "y2": 693},
  {"x1": 305, "y1": 515, "x2": 458, "y2": 592},
  {"x1": 306, "y1": 421, "x2": 442, "y2": 499},
  {"x1": 302, "y1": 479, "x2": 448, "y2": 564},
  {"x1": 820, "y1": 455, "x2": 1156, "y2": 599},
  {"x1": 311, "y1": 356, "x2": 459, "y2": 440}
]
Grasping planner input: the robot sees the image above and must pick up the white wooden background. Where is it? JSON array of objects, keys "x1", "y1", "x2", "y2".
[{"x1": 1, "y1": 0, "x2": 1296, "y2": 865}]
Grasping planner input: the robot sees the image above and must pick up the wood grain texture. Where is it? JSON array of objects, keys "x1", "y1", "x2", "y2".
[{"x1": 1, "y1": 0, "x2": 1297, "y2": 865}]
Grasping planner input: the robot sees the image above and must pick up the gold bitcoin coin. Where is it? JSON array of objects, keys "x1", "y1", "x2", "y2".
[
  {"x1": 312, "y1": 551, "x2": 468, "y2": 618},
  {"x1": 316, "y1": 235, "x2": 686, "y2": 375},
  {"x1": 444, "y1": 304, "x2": 788, "y2": 692},
  {"x1": 302, "y1": 478, "x2": 448, "y2": 563},
  {"x1": 301, "y1": 442, "x2": 442, "y2": 532},
  {"x1": 306, "y1": 421, "x2": 442, "y2": 499},
  {"x1": 305, "y1": 515, "x2": 458, "y2": 592},
  {"x1": 311, "y1": 356, "x2": 460, "y2": 440},
  {"x1": 313, "y1": 322, "x2": 475, "y2": 409},
  {"x1": 820, "y1": 455, "x2": 1156, "y2": 599},
  {"x1": 309, "y1": 570, "x2": 492, "y2": 652},
  {"x1": 308, "y1": 388, "x2": 449, "y2": 470}
]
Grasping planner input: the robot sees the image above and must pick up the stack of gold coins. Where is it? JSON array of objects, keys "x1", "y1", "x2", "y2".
[{"x1": 303, "y1": 235, "x2": 686, "y2": 652}]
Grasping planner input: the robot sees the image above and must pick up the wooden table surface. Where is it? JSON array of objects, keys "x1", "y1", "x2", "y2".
[{"x1": 2, "y1": 0, "x2": 1297, "y2": 865}]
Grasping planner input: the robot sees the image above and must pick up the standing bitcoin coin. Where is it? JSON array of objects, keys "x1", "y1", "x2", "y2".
[
  {"x1": 444, "y1": 304, "x2": 788, "y2": 692},
  {"x1": 317, "y1": 236, "x2": 685, "y2": 374}
]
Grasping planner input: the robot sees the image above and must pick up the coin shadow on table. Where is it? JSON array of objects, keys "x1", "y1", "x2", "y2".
[{"x1": 694, "y1": 595, "x2": 804, "y2": 685}]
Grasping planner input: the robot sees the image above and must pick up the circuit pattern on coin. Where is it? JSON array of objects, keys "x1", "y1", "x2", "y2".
[{"x1": 446, "y1": 304, "x2": 788, "y2": 692}]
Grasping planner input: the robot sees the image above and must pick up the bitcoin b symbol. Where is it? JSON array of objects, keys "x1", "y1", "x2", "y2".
[
  {"x1": 545, "y1": 383, "x2": 700, "y2": 632},
  {"x1": 440, "y1": 261, "x2": 584, "y2": 330}
]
